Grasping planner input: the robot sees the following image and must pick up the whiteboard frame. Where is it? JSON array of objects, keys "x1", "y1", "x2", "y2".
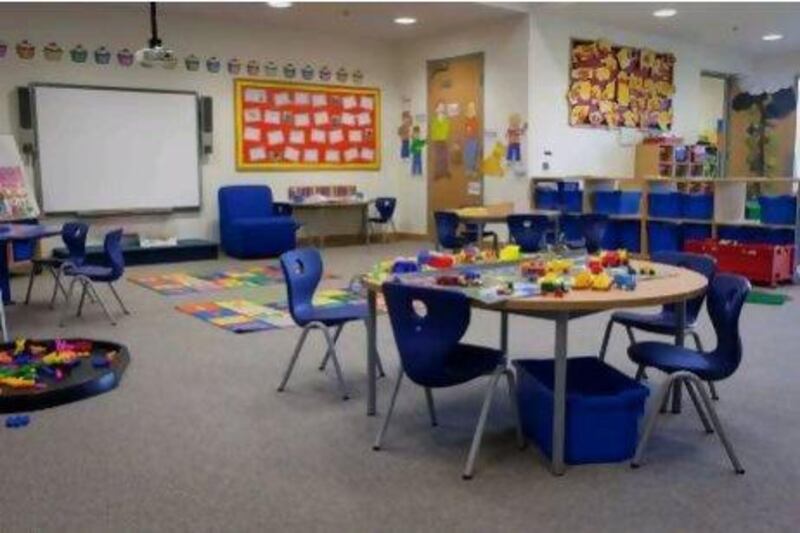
[{"x1": 30, "y1": 82, "x2": 203, "y2": 216}]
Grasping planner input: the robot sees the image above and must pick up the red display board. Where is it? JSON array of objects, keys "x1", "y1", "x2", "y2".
[{"x1": 234, "y1": 79, "x2": 381, "y2": 171}]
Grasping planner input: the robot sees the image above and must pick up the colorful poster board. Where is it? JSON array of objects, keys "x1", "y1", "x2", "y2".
[
  {"x1": 0, "y1": 135, "x2": 39, "y2": 220},
  {"x1": 568, "y1": 39, "x2": 675, "y2": 131},
  {"x1": 234, "y1": 79, "x2": 381, "y2": 171}
]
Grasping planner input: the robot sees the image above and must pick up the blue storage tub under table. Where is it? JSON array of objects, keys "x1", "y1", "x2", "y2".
[
  {"x1": 648, "y1": 192, "x2": 682, "y2": 218},
  {"x1": 514, "y1": 357, "x2": 649, "y2": 464}
]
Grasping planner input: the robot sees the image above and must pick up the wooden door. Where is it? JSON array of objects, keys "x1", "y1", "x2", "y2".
[{"x1": 426, "y1": 53, "x2": 484, "y2": 234}]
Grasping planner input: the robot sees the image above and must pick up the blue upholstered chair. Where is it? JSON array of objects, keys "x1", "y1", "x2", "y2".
[
  {"x1": 218, "y1": 185, "x2": 298, "y2": 259},
  {"x1": 434, "y1": 211, "x2": 466, "y2": 250},
  {"x1": 507, "y1": 214, "x2": 552, "y2": 252},
  {"x1": 629, "y1": 274, "x2": 750, "y2": 474},
  {"x1": 368, "y1": 197, "x2": 398, "y2": 243},
  {"x1": 277, "y1": 248, "x2": 384, "y2": 400},
  {"x1": 598, "y1": 251, "x2": 719, "y2": 398},
  {"x1": 25, "y1": 221, "x2": 89, "y2": 308},
  {"x1": 60, "y1": 228, "x2": 129, "y2": 326},
  {"x1": 373, "y1": 282, "x2": 523, "y2": 479}
]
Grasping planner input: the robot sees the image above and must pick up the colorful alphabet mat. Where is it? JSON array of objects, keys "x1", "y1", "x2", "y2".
[
  {"x1": 175, "y1": 288, "x2": 383, "y2": 334},
  {"x1": 128, "y1": 264, "x2": 338, "y2": 296}
]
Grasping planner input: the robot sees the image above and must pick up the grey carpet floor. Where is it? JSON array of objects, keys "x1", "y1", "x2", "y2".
[{"x1": 1, "y1": 240, "x2": 798, "y2": 532}]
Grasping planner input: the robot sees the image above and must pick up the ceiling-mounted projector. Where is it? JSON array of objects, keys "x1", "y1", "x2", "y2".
[{"x1": 136, "y1": 2, "x2": 177, "y2": 69}]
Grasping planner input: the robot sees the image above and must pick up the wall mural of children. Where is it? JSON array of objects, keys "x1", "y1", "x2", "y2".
[
  {"x1": 463, "y1": 101, "x2": 480, "y2": 176},
  {"x1": 430, "y1": 100, "x2": 451, "y2": 178},
  {"x1": 398, "y1": 111, "x2": 412, "y2": 159},
  {"x1": 410, "y1": 125, "x2": 426, "y2": 176},
  {"x1": 506, "y1": 112, "x2": 528, "y2": 163}
]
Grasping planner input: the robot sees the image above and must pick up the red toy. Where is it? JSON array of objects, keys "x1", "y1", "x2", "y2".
[
  {"x1": 428, "y1": 254, "x2": 455, "y2": 269},
  {"x1": 685, "y1": 239, "x2": 794, "y2": 287}
]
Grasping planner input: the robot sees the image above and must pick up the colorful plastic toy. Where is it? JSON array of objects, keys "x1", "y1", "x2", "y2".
[
  {"x1": 499, "y1": 244, "x2": 521, "y2": 262},
  {"x1": 572, "y1": 270, "x2": 594, "y2": 290},
  {"x1": 5, "y1": 415, "x2": 30, "y2": 429},
  {"x1": 520, "y1": 259, "x2": 547, "y2": 278},
  {"x1": 546, "y1": 258, "x2": 573, "y2": 275},
  {"x1": 391, "y1": 259, "x2": 419, "y2": 274},
  {"x1": 592, "y1": 272, "x2": 614, "y2": 291}
]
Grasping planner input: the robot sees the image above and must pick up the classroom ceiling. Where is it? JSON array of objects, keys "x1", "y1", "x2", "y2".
[
  {"x1": 535, "y1": 2, "x2": 800, "y2": 59},
  {"x1": 164, "y1": 2, "x2": 525, "y2": 43}
]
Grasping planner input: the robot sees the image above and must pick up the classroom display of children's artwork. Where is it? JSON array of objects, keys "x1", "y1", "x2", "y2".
[
  {"x1": 0, "y1": 135, "x2": 40, "y2": 220},
  {"x1": 568, "y1": 38, "x2": 675, "y2": 131},
  {"x1": 235, "y1": 79, "x2": 381, "y2": 171}
]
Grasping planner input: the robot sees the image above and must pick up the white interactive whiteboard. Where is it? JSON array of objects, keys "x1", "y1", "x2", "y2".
[{"x1": 32, "y1": 84, "x2": 201, "y2": 214}]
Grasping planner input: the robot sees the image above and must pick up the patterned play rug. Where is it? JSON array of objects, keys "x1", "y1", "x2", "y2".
[
  {"x1": 129, "y1": 264, "x2": 338, "y2": 296},
  {"x1": 175, "y1": 288, "x2": 382, "y2": 333}
]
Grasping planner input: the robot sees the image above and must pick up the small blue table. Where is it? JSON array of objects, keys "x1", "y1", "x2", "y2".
[{"x1": 0, "y1": 224, "x2": 61, "y2": 304}]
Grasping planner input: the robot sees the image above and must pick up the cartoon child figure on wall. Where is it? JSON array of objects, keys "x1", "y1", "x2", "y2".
[
  {"x1": 506, "y1": 112, "x2": 528, "y2": 164},
  {"x1": 430, "y1": 101, "x2": 451, "y2": 179},
  {"x1": 398, "y1": 111, "x2": 413, "y2": 159},
  {"x1": 463, "y1": 101, "x2": 480, "y2": 176},
  {"x1": 410, "y1": 125, "x2": 427, "y2": 176}
]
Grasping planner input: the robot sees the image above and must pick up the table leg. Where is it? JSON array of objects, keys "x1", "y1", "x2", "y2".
[
  {"x1": 671, "y1": 299, "x2": 687, "y2": 414},
  {"x1": 477, "y1": 224, "x2": 484, "y2": 248},
  {"x1": 0, "y1": 242, "x2": 11, "y2": 305},
  {"x1": 366, "y1": 288, "x2": 378, "y2": 416},
  {"x1": 363, "y1": 205, "x2": 369, "y2": 245},
  {"x1": 551, "y1": 312, "x2": 569, "y2": 475},
  {"x1": 500, "y1": 310, "x2": 508, "y2": 354}
]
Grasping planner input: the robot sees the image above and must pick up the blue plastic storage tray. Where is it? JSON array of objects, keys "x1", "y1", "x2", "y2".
[
  {"x1": 759, "y1": 195, "x2": 796, "y2": 225},
  {"x1": 648, "y1": 192, "x2": 681, "y2": 218},
  {"x1": 514, "y1": 357, "x2": 649, "y2": 464},
  {"x1": 681, "y1": 193, "x2": 713, "y2": 220},
  {"x1": 648, "y1": 221, "x2": 681, "y2": 253}
]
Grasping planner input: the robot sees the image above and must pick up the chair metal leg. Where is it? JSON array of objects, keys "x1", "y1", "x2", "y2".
[
  {"x1": 684, "y1": 379, "x2": 714, "y2": 434},
  {"x1": 504, "y1": 368, "x2": 525, "y2": 449},
  {"x1": 632, "y1": 374, "x2": 678, "y2": 468},
  {"x1": 463, "y1": 367, "x2": 504, "y2": 480},
  {"x1": 24, "y1": 264, "x2": 36, "y2": 305},
  {"x1": 108, "y1": 282, "x2": 130, "y2": 315},
  {"x1": 76, "y1": 282, "x2": 88, "y2": 317},
  {"x1": 49, "y1": 267, "x2": 68, "y2": 309},
  {"x1": 624, "y1": 326, "x2": 637, "y2": 345},
  {"x1": 687, "y1": 330, "x2": 717, "y2": 400},
  {"x1": 598, "y1": 319, "x2": 615, "y2": 361},
  {"x1": 424, "y1": 387, "x2": 438, "y2": 427},
  {"x1": 318, "y1": 324, "x2": 344, "y2": 371},
  {"x1": 321, "y1": 326, "x2": 350, "y2": 400},
  {"x1": 59, "y1": 277, "x2": 79, "y2": 327},
  {"x1": 84, "y1": 280, "x2": 116, "y2": 326},
  {"x1": 277, "y1": 325, "x2": 312, "y2": 392},
  {"x1": 0, "y1": 296, "x2": 8, "y2": 342},
  {"x1": 373, "y1": 371, "x2": 404, "y2": 450},
  {"x1": 635, "y1": 365, "x2": 646, "y2": 381},
  {"x1": 688, "y1": 373, "x2": 745, "y2": 474}
]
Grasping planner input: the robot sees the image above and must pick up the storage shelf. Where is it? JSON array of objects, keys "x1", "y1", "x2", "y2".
[{"x1": 715, "y1": 220, "x2": 796, "y2": 230}]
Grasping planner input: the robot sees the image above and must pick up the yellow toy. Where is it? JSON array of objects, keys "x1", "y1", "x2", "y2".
[
  {"x1": 14, "y1": 338, "x2": 26, "y2": 355},
  {"x1": 546, "y1": 258, "x2": 573, "y2": 275},
  {"x1": 0, "y1": 376, "x2": 36, "y2": 389},
  {"x1": 592, "y1": 272, "x2": 614, "y2": 291},
  {"x1": 499, "y1": 245, "x2": 521, "y2": 262},
  {"x1": 572, "y1": 270, "x2": 594, "y2": 290}
]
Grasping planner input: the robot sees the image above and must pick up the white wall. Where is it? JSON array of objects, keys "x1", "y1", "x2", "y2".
[
  {"x1": 527, "y1": 12, "x2": 752, "y2": 177},
  {"x1": 697, "y1": 75, "x2": 726, "y2": 142},
  {"x1": 0, "y1": 4, "x2": 403, "y2": 246}
]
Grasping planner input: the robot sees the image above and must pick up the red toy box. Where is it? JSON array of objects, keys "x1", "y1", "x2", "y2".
[{"x1": 684, "y1": 239, "x2": 795, "y2": 286}]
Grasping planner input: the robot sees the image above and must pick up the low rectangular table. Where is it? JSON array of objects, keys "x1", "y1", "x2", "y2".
[{"x1": 293, "y1": 200, "x2": 370, "y2": 246}]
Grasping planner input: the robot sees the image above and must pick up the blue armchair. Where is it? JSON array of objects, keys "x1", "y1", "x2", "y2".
[{"x1": 218, "y1": 186, "x2": 298, "y2": 259}]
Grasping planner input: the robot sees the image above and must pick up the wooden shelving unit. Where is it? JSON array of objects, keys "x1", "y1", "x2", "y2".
[{"x1": 635, "y1": 141, "x2": 716, "y2": 183}]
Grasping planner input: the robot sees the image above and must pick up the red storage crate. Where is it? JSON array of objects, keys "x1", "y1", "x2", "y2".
[{"x1": 684, "y1": 239, "x2": 795, "y2": 287}]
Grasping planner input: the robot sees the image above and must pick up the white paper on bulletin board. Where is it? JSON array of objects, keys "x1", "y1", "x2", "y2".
[{"x1": 0, "y1": 135, "x2": 39, "y2": 220}]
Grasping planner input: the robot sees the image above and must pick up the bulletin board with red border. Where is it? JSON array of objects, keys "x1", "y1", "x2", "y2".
[
  {"x1": 567, "y1": 38, "x2": 675, "y2": 131},
  {"x1": 234, "y1": 79, "x2": 381, "y2": 171}
]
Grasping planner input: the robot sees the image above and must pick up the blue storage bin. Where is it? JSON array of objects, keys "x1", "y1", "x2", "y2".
[
  {"x1": 648, "y1": 192, "x2": 681, "y2": 218},
  {"x1": 761, "y1": 228, "x2": 795, "y2": 245},
  {"x1": 514, "y1": 357, "x2": 649, "y2": 464},
  {"x1": 648, "y1": 221, "x2": 681, "y2": 253},
  {"x1": 535, "y1": 187, "x2": 560, "y2": 210},
  {"x1": 759, "y1": 195, "x2": 796, "y2": 225},
  {"x1": 681, "y1": 193, "x2": 713, "y2": 220},
  {"x1": 559, "y1": 214, "x2": 583, "y2": 241},
  {"x1": 594, "y1": 191, "x2": 620, "y2": 214},
  {"x1": 618, "y1": 191, "x2": 642, "y2": 215},
  {"x1": 617, "y1": 220, "x2": 641, "y2": 252},
  {"x1": 682, "y1": 223, "x2": 711, "y2": 248},
  {"x1": 558, "y1": 181, "x2": 580, "y2": 192},
  {"x1": 562, "y1": 190, "x2": 583, "y2": 213}
]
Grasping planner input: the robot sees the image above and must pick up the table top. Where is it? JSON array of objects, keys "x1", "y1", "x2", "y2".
[
  {"x1": 292, "y1": 200, "x2": 369, "y2": 209},
  {"x1": 454, "y1": 209, "x2": 561, "y2": 224},
  {"x1": 0, "y1": 224, "x2": 61, "y2": 241},
  {"x1": 365, "y1": 260, "x2": 708, "y2": 314}
]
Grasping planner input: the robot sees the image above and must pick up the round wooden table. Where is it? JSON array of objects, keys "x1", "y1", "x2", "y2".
[{"x1": 363, "y1": 260, "x2": 708, "y2": 475}]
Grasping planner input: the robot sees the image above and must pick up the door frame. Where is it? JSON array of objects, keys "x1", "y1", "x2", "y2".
[
  {"x1": 701, "y1": 70, "x2": 733, "y2": 177},
  {"x1": 425, "y1": 52, "x2": 485, "y2": 235}
]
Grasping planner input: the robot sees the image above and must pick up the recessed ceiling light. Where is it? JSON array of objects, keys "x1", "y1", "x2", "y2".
[
  {"x1": 394, "y1": 17, "x2": 417, "y2": 25},
  {"x1": 762, "y1": 33, "x2": 784, "y2": 41},
  {"x1": 653, "y1": 8, "x2": 677, "y2": 18},
  {"x1": 267, "y1": 1, "x2": 292, "y2": 8}
]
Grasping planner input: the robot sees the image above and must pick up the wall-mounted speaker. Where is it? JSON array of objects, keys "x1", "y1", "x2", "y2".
[
  {"x1": 17, "y1": 87, "x2": 33, "y2": 130},
  {"x1": 200, "y1": 96, "x2": 213, "y2": 155}
]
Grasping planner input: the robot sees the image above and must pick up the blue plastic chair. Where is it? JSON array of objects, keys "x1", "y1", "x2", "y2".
[
  {"x1": 580, "y1": 213, "x2": 609, "y2": 254},
  {"x1": 507, "y1": 214, "x2": 552, "y2": 252},
  {"x1": 277, "y1": 248, "x2": 384, "y2": 400},
  {"x1": 462, "y1": 223, "x2": 499, "y2": 251},
  {"x1": 629, "y1": 274, "x2": 750, "y2": 474},
  {"x1": 368, "y1": 197, "x2": 398, "y2": 243},
  {"x1": 24, "y1": 221, "x2": 89, "y2": 308},
  {"x1": 374, "y1": 282, "x2": 523, "y2": 479},
  {"x1": 60, "y1": 228, "x2": 129, "y2": 326},
  {"x1": 599, "y1": 251, "x2": 719, "y2": 399},
  {"x1": 434, "y1": 211, "x2": 466, "y2": 250}
]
